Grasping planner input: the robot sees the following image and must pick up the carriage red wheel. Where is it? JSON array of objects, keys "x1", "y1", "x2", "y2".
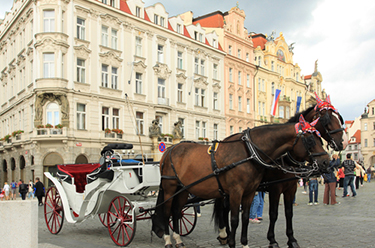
[
  {"x1": 169, "y1": 206, "x2": 197, "y2": 236},
  {"x1": 44, "y1": 186, "x2": 64, "y2": 234},
  {"x1": 107, "y1": 196, "x2": 136, "y2": 246},
  {"x1": 99, "y1": 212, "x2": 116, "y2": 227}
]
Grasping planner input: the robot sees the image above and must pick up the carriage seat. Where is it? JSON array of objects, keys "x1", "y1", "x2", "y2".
[{"x1": 57, "y1": 163, "x2": 101, "y2": 193}]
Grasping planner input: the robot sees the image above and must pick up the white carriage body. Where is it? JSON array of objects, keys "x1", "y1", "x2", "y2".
[{"x1": 44, "y1": 161, "x2": 161, "y2": 224}]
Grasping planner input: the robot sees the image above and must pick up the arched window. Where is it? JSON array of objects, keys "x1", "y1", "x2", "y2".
[{"x1": 46, "y1": 102, "x2": 60, "y2": 126}]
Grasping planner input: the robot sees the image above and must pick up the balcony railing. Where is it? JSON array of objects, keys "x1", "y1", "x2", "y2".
[
  {"x1": 36, "y1": 128, "x2": 64, "y2": 136},
  {"x1": 104, "y1": 132, "x2": 123, "y2": 139}
]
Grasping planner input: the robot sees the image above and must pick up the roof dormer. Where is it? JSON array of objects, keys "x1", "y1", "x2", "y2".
[{"x1": 145, "y1": 3, "x2": 168, "y2": 28}]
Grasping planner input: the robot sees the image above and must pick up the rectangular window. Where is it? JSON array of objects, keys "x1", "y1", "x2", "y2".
[
  {"x1": 136, "y1": 6, "x2": 141, "y2": 17},
  {"x1": 101, "y1": 64, "x2": 108, "y2": 87},
  {"x1": 364, "y1": 123, "x2": 368, "y2": 131},
  {"x1": 373, "y1": 122, "x2": 375, "y2": 130},
  {"x1": 77, "y1": 18, "x2": 85, "y2": 40},
  {"x1": 111, "y1": 67, "x2": 118, "y2": 89},
  {"x1": 212, "y1": 38, "x2": 217, "y2": 48},
  {"x1": 177, "y1": 51, "x2": 183, "y2": 69},
  {"x1": 246, "y1": 53, "x2": 249, "y2": 62},
  {"x1": 113, "y1": 108, "x2": 119, "y2": 129},
  {"x1": 158, "y1": 78, "x2": 165, "y2": 98},
  {"x1": 77, "y1": 103, "x2": 86, "y2": 130},
  {"x1": 199, "y1": 33, "x2": 203, "y2": 42},
  {"x1": 230, "y1": 126, "x2": 233, "y2": 135},
  {"x1": 177, "y1": 83, "x2": 183, "y2": 102},
  {"x1": 238, "y1": 71, "x2": 241, "y2": 85},
  {"x1": 102, "y1": 107, "x2": 110, "y2": 130},
  {"x1": 43, "y1": 53, "x2": 55, "y2": 78},
  {"x1": 156, "y1": 115, "x2": 163, "y2": 133},
  {"x1": 111, "y1": 29, "x2": 118, "y2": 49},
  {"x1": 160, "y1": 17, "x2": 165, "y2": 26},
  {"x1": 178, "y1": 118, "x2": 185, "y2": 137},
  {"x1": 286, "y1": 106, "x2": 290, "y2": 119},
  {"x1": 229, "y1": 68, "x2": 233, "y2": 82},
  {"x1": 195, "y1": 121, "x2": 200, "y2": 139},
  {"x1": 109, "y1": 0, "x2": 115, "y2": 7},
  {"x1": 228, "y1": 45, "x2": 232, "y2": 55},
  {"x1": 202, "y1": 122, "x2": 206, "y2": 138},
  {"x1": 279, "y1": 106, "x2": 284, "y2": 118},
  {"x1": 213, "y1": 64, "x2": 218, "y2": 80},
  {"x1": 201, "y1": 89, "x2": 205, "y2": 107},
  {"x1": 135, "y1": 73, "x2": 142, "y2": 94},
  {"x1": 77, "y1": 58, "x2": 86, "y2": 83},
  {"x1": 194, "y1": 57, "x2": 199, "y2": 74},
  {"x1": 101, "y1": 26, "x2": 108, "y2": 46},
  {"x1": 43, "y1": 10, "x2": 55, "y2": 32},
  {"x1": 247, "y1": 99, "x2": 250, "y2": 113},
  {"x1": 238, "y1": 96, "x2": 242, "y2": 111},
  {"x1": 238, "y1": 49, "x2": 241, "y2": 58},
  {"x1": 136, "y1": 112, "x2": 144, "y2": 135},
  {"x1": 247, "y1": 74, "x2": 250, "y2": 87},
  {"x1": 213, "y1": 124, "x2": 218, "y2": 140},
  {"x1": 195, "y1": 88, "x2": 199, "y2": 106},
  {"x1": 154, "y1": 14, "x2": 159, "y2": 25},
  {"x1": 213, "y1": 92, "x2": 218, "y2": 110},
  {"x1": 365, "y1": 139, "x2": 368, "y2": 147},
  {"x1": 229, "y1": 94, "x2": 233, "y2": 109},
  {"x1": 177, "y1": 24, "x2": 181, "y2": 33},
  {"x1": 135, "y1": 36, "x2": 142, "y2": 56},
  {"x1": 157, "y1": 44, "x2": 164, "y2": 63},
  {"x1": 200, "y1": 60, "x2": 205, "y2": 76}
]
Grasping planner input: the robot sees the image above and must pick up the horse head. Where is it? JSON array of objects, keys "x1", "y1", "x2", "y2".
[
  {"x1": 290, "y1": 115, "x2": 330, "y2": 173},
  {"x1": 306, "y1": 93, "x2": 348, "y2": 151}
]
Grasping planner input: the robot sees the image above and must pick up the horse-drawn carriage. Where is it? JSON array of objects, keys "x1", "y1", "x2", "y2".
[{"x1": 43, "y1": 143, "x2": 197, "y2": 246}]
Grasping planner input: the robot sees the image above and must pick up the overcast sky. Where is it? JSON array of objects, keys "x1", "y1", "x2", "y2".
[{"x1": 1, "y1": 0, "x2": 374, "y2": 122}]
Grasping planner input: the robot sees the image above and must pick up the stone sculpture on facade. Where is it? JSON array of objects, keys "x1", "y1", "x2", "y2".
[
  {"x1": 34, "y1": 93, "x2": 70, "y2": 127},
  {"x1": 149, "y1": 119, "x2": 161, "y2": 138},
  {"x1": 172, "y1": 121, "x2": 183, "y2": 139}
]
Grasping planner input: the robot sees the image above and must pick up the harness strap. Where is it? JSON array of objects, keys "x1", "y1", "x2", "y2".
[{"x1": 210, "y1": 141, "x2": 226, "y2": 197}]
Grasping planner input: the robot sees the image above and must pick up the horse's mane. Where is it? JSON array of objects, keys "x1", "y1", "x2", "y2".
[{"x1": 287, "y1": 106, "x2": 315, "y2": 123}]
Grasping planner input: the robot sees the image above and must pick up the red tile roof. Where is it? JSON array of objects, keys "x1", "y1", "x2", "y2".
[
  {"x1": 192, "y1": 11, "x2": 225, "y2": 28},
  {"x1": 251, "y1": 34, "x2": 267, "y2": 50},
  {"x1": 349, "y1": 129, "x2": 361, "y2": 144},
  {"x1": 304, "y1": 75, "x2": 312, "y2": 80},
  {"x1": 144, "y1": 9, "x2": 150, "y2": 22},
  {"x1": 119, "y1": 0, "x2": 132, "y2": 15}
]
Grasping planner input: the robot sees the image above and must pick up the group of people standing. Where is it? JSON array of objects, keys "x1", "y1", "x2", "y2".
[
  {"x1": 305, "y1": 153, "x2": 370, "y2": 206},
  {"x1": 0, "y1": 177, "x2": 45, "y2": 205}
]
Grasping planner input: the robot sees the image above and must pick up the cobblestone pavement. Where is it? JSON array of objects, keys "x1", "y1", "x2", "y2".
[{"x1": 39, "y1": 181, "x2": 375, "y2": 248}]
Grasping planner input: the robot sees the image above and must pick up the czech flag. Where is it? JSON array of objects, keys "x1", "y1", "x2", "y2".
[{"x1": 270, "y1": 89, "x2": 281, "y2": 116}]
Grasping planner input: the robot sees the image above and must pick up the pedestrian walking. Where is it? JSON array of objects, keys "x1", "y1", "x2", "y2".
[
  {"x1": 338, "y1": 167, "x2": 345, "y2": 190},
  {"x1": 19, "y1": 180, "x2": 28, "y2": 200},
  {"x1": 3, "y1": 182, "x2": 10, "y2": 200},
  {"x1": 308, "y1": 177, "x2": 319, "y2": 205},
  {"x1": 34, "y1": 177, "x2": 45, "y2": 206},
  {"x1": 366, "y1": 166, "x2": 372, "y2": 183},
  {"x1": 10, "y1": 180, "x2": 17, "y2": 200},
  {"x1": 323, "y1": 154, "x2": 340, "y2": 205},
  {"x1": 28, "y1": 180, "x2": 34, "y2": 199},
  {"x1": 340, "y1": 154, "x2": 363, "y2": 197}
]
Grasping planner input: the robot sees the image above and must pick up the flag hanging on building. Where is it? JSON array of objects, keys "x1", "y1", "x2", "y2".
[
  {"x1": 270, "y1": 89, "x2": 281, "y2": 116},
  {"x1": 296, "y1": 96, "x2": 302, "y2": 113}
]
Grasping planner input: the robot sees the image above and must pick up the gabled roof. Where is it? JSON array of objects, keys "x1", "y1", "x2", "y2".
[
  {"x1": 119, "y1": 0, "x2": 132, "y2": 15},
  {"x1": 192, "y1": 11, "x2": 225, "y2": 28},
  {"x1": 349, "y1": 129, "x2": 361, "y2": 144}
]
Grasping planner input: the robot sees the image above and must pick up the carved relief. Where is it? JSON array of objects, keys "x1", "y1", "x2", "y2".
[
  {"x1": 74, "y1": 45, "x2": 92, "y2": 59},
  {"x1": 34, "y1": 93, "x2": 70, "y2": 127},
  {"x1": 99, "y1": 51, "x2": 123, "y2": 67},
  {"x1": 153, "y1": 63, "x2": 171, "y2": 79},
  {"x1": 172, "y1": 121, "x2": 183, "y2": 139}
]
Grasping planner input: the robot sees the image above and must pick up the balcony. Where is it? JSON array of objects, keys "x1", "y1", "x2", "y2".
[
  {"x1": 36, "y1": 128, "x2": 64, "y2": 136},
  {"x1": 158, "y1": 97, "x2": 169, "y2": 105}
]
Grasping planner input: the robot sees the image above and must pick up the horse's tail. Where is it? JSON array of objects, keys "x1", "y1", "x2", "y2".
[
  {"x1": 212, "y1": 198, "x2": 224, "y2": 231},
  {"x1": 152, "y1": 184, "x2": 166, "y2": 238}
]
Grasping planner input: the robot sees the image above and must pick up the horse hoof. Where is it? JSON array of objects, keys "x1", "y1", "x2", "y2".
[
  {"x1": 175, "y1": 243, "x2": 185, "y2": 248},
  {"x1": 288, "y1": 242, "x2": 300, "y2": 248},
  {"x1": 165, "y1": 245, "x2": 173, "y2": 248},
  {"x1": 269, "y1": 243, "x2": 280, "y2": 248},
  {"x1": 217, "y1": 236, "x2": 228, "y2": 245}
]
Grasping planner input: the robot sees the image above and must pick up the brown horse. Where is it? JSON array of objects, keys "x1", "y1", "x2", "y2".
[
  {"x1": 152, "y1": 116, "x2": 329, "y2": 248},
  {"x1": 214, "y1": 94, "x2": 347, "y2": 248}
]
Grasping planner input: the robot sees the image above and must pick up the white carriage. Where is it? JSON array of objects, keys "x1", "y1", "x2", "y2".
[{"x1": 44, "y1": 143, "x2": 197, "y2": 246}]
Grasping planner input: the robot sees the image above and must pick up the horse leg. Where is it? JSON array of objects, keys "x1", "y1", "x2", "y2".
[
  {"x1": 214, "y1": 198, "x2": 230, "y2": 245},
  {"x1": 171, "y1": 191, "x2": 189, "y2": 248},
  {"x1": 239, "y1": 193, "x2": 253, "y2": 248},
  {"x1": 162, "y1": 182, "x2": 178, "y2": 248},
  {"x1": 267, "y1": 190, "x2": 281, "y2": 248},
  {"x1": 283, "y1": 185, "x2": 300, "y2": 248},
  {"x1": 228, "y1": 193, "x2": 242, "y2": 248}
]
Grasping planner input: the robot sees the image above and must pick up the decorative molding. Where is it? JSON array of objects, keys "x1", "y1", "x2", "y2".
[
  {"x1": 153, "y1": 63, "x2": 171, "y2": 79},
  {"x1": 74, "y1": 45, "x2": 92, "y2": 59},
  {"x1": 100, "y1": 13, "x2": 122, "y2": 27},
  {"x1": 99, "y1": 50, "x2": 123, "y2": 66}
]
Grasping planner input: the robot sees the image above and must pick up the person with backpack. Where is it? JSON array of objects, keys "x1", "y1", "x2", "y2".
[
  {"x1": 340, "y1": 154, "x2": 363, "y2": 197},
  {"x1": 10, "y1": 180, "x2": 17, "y2": 200},
  {"x1": 18, "y1": 180, "x2": 28, "y2": 200}
]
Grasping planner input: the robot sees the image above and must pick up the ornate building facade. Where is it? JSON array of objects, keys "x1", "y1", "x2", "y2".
[
  {"x1": 0, "y1": 0, "x2": 226, "y2": 186},
  {"x1": 361, "y1": 100, "x2": 375, "y2": 168},
  {"x1": 191, "y1": 6, "x2": 256, "y2": 135}
]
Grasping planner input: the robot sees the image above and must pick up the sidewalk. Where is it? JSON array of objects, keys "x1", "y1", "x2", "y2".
[{"x1": 38, "y1": 181, "x2": 375, "y2": 247}]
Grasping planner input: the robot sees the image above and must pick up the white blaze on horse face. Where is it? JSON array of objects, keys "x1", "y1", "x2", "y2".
[{"x1": 332, "y1": 112, "x2": 348, "y2": 149}]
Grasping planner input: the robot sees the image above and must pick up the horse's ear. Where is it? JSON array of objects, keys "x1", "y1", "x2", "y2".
[
  {"x1": 310, "y1": 117, "x2": 320, "y2": 127},
  {"x1": 315, "y1": 92, "x2": 324, "y2": 108}
]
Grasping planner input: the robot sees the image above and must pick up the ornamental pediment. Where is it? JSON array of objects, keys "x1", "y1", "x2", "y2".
[
  {"x1": 74, "y1": 45, "x2": 92, "y2": 59},
  {"x1": 99, "y1": 51, "x2": 123, "y2": 66},
  {"x1": 193, "y1": 76, "x2": 208, "y2": 88},
  {"x1": 153, "y1": 63, "x2": 171, "y2": 79},
  {"x1": 100, "y1": 14, "x2": 122, "y2": 27}
]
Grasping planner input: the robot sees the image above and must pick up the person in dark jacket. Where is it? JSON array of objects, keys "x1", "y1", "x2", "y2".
[
  {"x1": 340, "y1": 154, "x2": 362, "y2": 197},
  {"x1": 323, "y1": 154, "x2": 341, "y2": 205},
  {"x1": 34, "y1": 177, "x2": 45, "y2": 206},
  {"x1": 18, "y1": 180, "x2": 28, "y2": 200}
]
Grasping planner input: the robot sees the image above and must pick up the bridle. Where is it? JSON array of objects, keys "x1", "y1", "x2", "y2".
[{"x1": 314, "y1": 109, "x2": 345, "y2": 150}]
